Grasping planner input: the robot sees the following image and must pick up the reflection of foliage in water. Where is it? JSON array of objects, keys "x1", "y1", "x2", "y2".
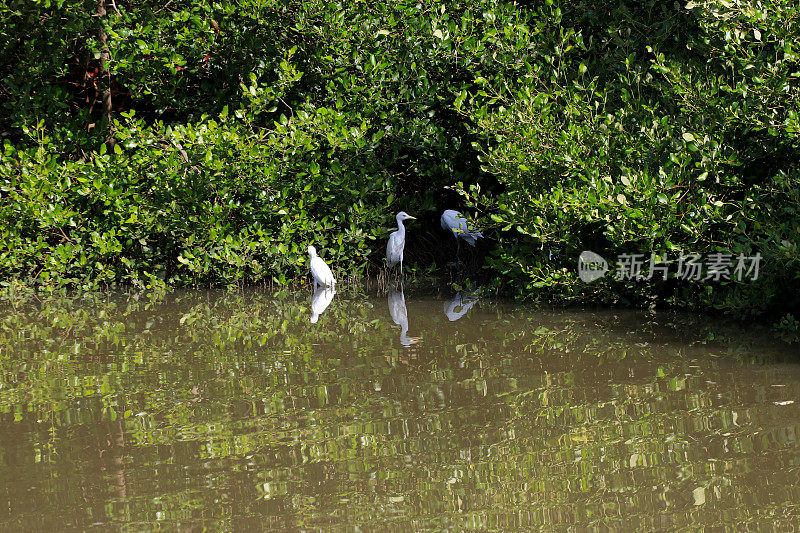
[{"x1": 0, "y1": 291, "x2": 798, "y2": 529}]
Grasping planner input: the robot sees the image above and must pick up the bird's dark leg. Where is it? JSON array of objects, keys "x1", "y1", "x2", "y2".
[
  {"x1": 454, "y1": 236, "x2": 462, "y2": 266},
  {"x1": 446, "y1": 235, "x2": 461, "y2": 268}
]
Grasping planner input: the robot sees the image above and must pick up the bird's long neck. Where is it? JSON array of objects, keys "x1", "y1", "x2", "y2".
[{"x1": 396, "y1": 219, "x2": 406, "y2": 235}]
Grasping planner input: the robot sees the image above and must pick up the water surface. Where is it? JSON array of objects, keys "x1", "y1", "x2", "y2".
[{"x1": 1, "y1": 290, "x2": 798, "y2": 529}]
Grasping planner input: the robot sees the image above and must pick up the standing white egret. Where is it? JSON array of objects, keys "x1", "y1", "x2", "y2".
[
  {"x1": 440, "y1": 209, "x2": 483, "y2": 259},
  {"x1": 386, "y1": 211, "x2": 416, "y2": 276},
  {"x1": 308, "y1": 245, "x2": 336, "y2": 289}
]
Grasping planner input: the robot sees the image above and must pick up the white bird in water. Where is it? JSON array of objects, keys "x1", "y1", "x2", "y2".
[
  {"x1": 308, "y1": 245, "x2": 336, "y2": 290},
  {"x1": 310, "y1": 287, "x2": 336, "y2": 323},
  {"x1": 386, "y1": 211, "x2": 416, "y2": 277},
  {"x1": 440, "y1": 209, "x2": 482, "y2": 259}
]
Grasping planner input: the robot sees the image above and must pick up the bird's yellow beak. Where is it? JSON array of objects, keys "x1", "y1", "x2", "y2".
[{"x1": 407, "y1": 215, "x2": 417, "y2": 220}]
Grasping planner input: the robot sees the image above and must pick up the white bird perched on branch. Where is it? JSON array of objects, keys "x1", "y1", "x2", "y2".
[
  {"x1": 386, "y1": 211, "x2": 416, "y2": 276},
  {"x1": 440, "y1": 209, "x2": 483, "y2": 258},
  {"x1": 308, "y1": 245, "x2": 336, "y2": 289}
]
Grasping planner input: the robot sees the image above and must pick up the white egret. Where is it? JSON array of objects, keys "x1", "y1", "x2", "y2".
[
  {"x1": 441, "y1": 210, "x2": 483, "y2": 259},
  {"x1": 310, "y1": 287, "x2": 336, "y2": 323},
  {"x1": 388, "y1": 287, "x2": 420, "y2": 346},
  {"x1": 308, "y1": 245, "x2": 336, "y2": 290},
  {"x1": 386, "y1": 211, "x2": 416, "y2": 275}
]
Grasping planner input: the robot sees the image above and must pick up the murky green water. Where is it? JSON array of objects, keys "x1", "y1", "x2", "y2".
[{"x1": 1, "y1": 289, "x2": 799, "y2": 530}]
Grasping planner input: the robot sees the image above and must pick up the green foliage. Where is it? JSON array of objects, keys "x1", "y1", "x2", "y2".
[
  {"x1": 775, "y1": 313, "x2": 800, "y2": 342},
  {"x1": 455, "y1": 0, "x2": 800, "y2": 317},
  {"x1": 1, "y1": 0, "x2": 799, "y2": 319},
  {"x1": 1, "y1": 108, "x2": 395, "y2": 288},
  {"x1": 1, "y1": 0, "x2": 479, "y2": 289}
]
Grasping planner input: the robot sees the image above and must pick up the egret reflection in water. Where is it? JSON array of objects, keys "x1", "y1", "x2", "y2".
[
  {"x1": 444, "y1": 291, "x2": 479, "y2": 321},
  {"x1": 387, "y1": 287, "x2": 420, "y2": 346},
  {"x1": 310, "y1": 287, "x2": 336, "y2": 323}
]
